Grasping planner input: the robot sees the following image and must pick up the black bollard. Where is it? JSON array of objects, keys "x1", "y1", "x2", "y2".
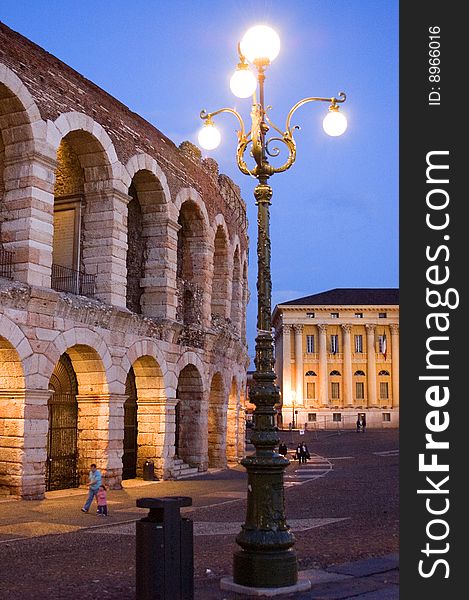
[{"x1": 136, "y1": 496, "x2": 193, "y2": 600}]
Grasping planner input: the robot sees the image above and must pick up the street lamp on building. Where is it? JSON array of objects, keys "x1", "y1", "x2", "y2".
[{"x1": 198, "y1": 24, "x2": 347, "y2": 592}]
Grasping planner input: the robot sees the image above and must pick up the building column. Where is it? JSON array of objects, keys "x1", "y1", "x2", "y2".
[
  {"x1": 281, "y1": 324, "x2": 292, "y2": 405},
  {"x1": 366, "y1": 324, "x2": 378, "y2": 408},
  {"x1": 0, "y1": 389, "x2": 51, "y2": 500},
  {"x1": 318, "y1": 324, "x2": 328, "y2": 407},
  {"x1": 390, "y1": 324, "x2": 400, "y2": 408},
  {"x1": 293, "y1": 324, "x2": 304, "y2": 405},
  {"x1": 342, "y1": 324, "x2": 353, "y2": 407}
]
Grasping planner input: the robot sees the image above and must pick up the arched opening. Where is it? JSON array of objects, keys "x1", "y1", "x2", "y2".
[
  {"x1": 47, "y1": 353, "x2": 79, "y2": 491},
  {"x1": 0, "y1": 335, "x2": 25, "y2": 495},
  {"x1": 176, "y1": 201, "x2": 206, "y2": 325},
  {"x1": 208, "y1": 373, "x2": 226, "y2": 468},
  {"x1": 122, "y1": 367, "x2": 138, "y2": 479},
  {"x1": 226, "y1": 378, "x2": 239, "y2": 463},
  {"x1": 125, "y1": 170, "x2": 168, "y2": 316},
  {"x1": 176, "y1": 364, "x2": 204, "y2": 467},
  {"x1": 211, "y1": 226, "x2": 229, "y2": 320},
  {"x1": 230, "y1": 246, "x2": 242, "y2": 333},
  {"x1": 52, "y1": 131, "x2": 111, "y2": 297},
  {"x1": 60, "y1": 343, "x2": 109, "y2": 485},
  {"x1": 128, "y1": 354, "x2": 166, "y2": 478}
]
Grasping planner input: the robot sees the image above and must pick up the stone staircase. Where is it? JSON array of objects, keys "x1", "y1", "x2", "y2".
[{"x1": 170, "y1": 458, "x2": 200, "y2": 480}]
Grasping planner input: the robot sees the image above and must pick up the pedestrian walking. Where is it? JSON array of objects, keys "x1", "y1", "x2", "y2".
[
  {"x1": 296, "y1": 443, "x2": 303, "y2": 464},
  {"x1": 278, "y1": 442, "x2": 288, "y2": 456},
  {"x1": 361, "y1": 414, "x2": 367, "y2": 432},
  {"x1": 301, "y1": 443, "x2": 310, "y2": 463},
  {"x1": 356, "y1": 416, "x2": 361, "y2": 432},
  {"x1": 81, "y1": 463, "x2": 102, "y2": 513},
  {"x1": 96, "y1": 484, "x2": 108, "y2": 516}
]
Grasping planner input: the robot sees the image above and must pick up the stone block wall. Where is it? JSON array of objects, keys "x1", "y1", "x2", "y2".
[{"x1": 0, "y1": 23, "x2": 250, "y2": 499}]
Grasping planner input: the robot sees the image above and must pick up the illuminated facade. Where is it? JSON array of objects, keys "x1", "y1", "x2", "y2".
[{"x1": 273, "y1": 289, "x2": 399, "y2": 429}]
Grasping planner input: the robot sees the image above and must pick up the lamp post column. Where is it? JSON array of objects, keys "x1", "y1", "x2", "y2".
[{"x1": 233, "y1": 179, "x2": 297, "y2": 588}]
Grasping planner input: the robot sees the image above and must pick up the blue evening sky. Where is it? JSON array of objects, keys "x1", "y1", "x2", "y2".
[{"x1": 1, "y1": 1, "x2": 398, "y2": 366}]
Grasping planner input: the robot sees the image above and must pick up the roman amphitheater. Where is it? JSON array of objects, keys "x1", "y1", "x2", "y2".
[{"x1": 0, "y1": 22, "x2": 249, "y2": 499}]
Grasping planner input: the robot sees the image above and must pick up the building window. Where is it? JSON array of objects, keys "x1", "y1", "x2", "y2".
[
  {"x1": 330, "y1": 370, "x2": 341, "y2": 376},
  {"x1": 305, "y1": 370, "x2": 317, "y2": 376},
  {"x1": 383, "y1": 412, "x2": 391, "y2": 422},
  {"x1": 379, "y1": 370, "x2": 390, "y2": 376},
  {"x1": 356, "y1": 382, "x2": 364, "y2": 400},
  {"x1": 306, "y1": 312, "x2": 315, "y2": 318},
  {"x1": 354, "y1": 370, "x2": 366, "y2": 376},
  {"x1": 379, "y1": 312, "x2": 387, "y2": 318},
  {"x1": 378, "y1": 334, "x2": 387, "y2": 354},
  {"x1": 380, "y1": 382, "x2": 389, "y2": 399},
  {"x1": 354, "y1": 334, "x2": 363, "y2": 353},
  {"x1": 355, "y1": 312, "x2": 363, "y2": 318},
  {"x1": 308, "y1": 413, "x2": 317, "y2": 422},
  {"x1": 331, "y1": 382, "x2": 340, "y2": 399},
  {"x1": 306, "y1": 335, "x2": 315, "y2": 353},
  {"x1": 331, "y1": 312, "x2": 339, "y2": 318},
  {"x1": 332, "y1": 413, "x2": 342, "y2": 422},
  {"x1": 330, "y1": 335, "x2": 339, "y2": 354},
  {"x1": 306, "y1": 382, "x2": 316, "y2": 399}
]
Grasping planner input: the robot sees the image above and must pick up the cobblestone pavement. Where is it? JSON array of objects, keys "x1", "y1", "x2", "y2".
[{"x1": 0, "y1": 429, "x2": 398, "y2": 599}]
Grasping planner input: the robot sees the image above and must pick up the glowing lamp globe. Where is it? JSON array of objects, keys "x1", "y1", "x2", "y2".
[
  {"x1": 198, "y1": 122, "x2": 221, "y2": 150},
  {"x1": 323, "y1": 109, "x2": 348, "y2": 137},
  {"x1": 230, "y1": 67, "x2": 257, "y2": 98},
  {"x1": 240, "y1": 25, "x2": 280, "y2": 64}
]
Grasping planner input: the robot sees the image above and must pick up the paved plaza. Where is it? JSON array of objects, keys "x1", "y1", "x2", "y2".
[{"x1": 0, "y1": 429, "x2": 398, "y2": 598}]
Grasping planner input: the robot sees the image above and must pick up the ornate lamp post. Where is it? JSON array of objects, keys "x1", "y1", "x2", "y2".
[{"x1": 198, "y1": 24, "x2": 347, "y2": 591}]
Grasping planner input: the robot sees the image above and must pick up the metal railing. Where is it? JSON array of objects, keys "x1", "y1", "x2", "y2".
[
  {"x1": 51, "y1": 263, "x2": 96, "y2": 298},
  {"x1": 0, "y1": 247, "x2": 13, "y2": 279}
]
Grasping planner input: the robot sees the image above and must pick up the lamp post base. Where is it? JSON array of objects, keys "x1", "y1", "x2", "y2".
[
  {"x1": 221, "y1": 575, "x2": 311, "y2": 597},
  {"x1": 233, "y1": 548, "x2": 298, "y2": 588}
]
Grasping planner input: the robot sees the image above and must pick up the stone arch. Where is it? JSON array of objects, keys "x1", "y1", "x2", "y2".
[
  {"x1": 208, "y1": 372, "x2": 226, "y2": 468},
  {"x1": 46, "y1": 328, "x2": 112, "y2": 393},
  {"x1": 226, "y1": 376, "x2": 240, "y2": 463},
  {"x1": 230, "y1": 245, "x2": 242, "y2": 333},
  {"x1": 176, "y1": 191, "x2": 211, "y2": 327},
  {"x1": 211, "y1": 222, "x2": 230, "y2": 320},
  {"x1": 126, "y1": 167, "x2": 171, "y2": 317},
  {"x1": 51, "y1": 113, "x2": 127, "y2": 306},
  {"x1": 176, "y1": 363, "x2": 205, "y2": 469}
]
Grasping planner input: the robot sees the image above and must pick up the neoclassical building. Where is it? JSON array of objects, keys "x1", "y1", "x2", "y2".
[
  {"x1": 273, "y1": 289, "x2": 399, "y2": 429},
  {"x1": 0, "y1": 23, "x2": 249, "y2": 499}
]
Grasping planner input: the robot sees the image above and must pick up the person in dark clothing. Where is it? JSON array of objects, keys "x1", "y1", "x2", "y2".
[
  {"x1": 300, "y1": 443, "x2": 310, "y2": 463},
  {"x1": 278, "y1": 442, "x2": 288, "y2": 456},
  {"x1": 356, "y1": 416, "x2": 361, "y2": 432},
  {"x1": 296, "y1": 443, "x2": 303, "y2": 463},
  {"x1": 361, "y1": 414, "x2": 367, "y2": 432}
]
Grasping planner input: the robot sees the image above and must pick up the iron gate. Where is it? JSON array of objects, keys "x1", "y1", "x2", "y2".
[
  {"x1": 122, "y1": 368, "x2": 138, "y2": 479},
  {"x1": 46, "y1": 392, "x2": 78, "y2": 491}
]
